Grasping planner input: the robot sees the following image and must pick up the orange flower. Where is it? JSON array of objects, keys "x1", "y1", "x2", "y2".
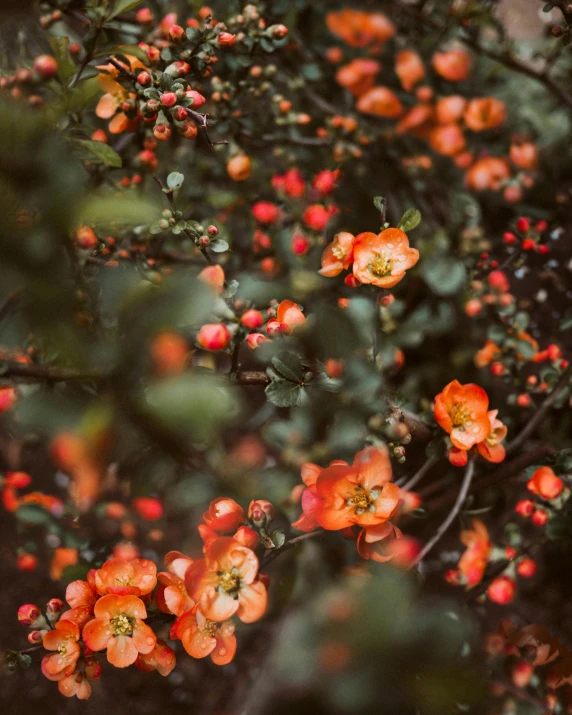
[
  {"x1": 509, "y1": 142, "x2": 538, "y2": 170},
  {"x1": 458, "y1": 519, "x2": 491, "y2": 587},
  {"x1": 302, "y1": 447, "x2": 400, "y2": 532},
  {"x1": 432, "y1": 49, "x2": 471, "y2": 82},
  {"x1": 83, "y1": 594, "x2": 156, "y2": 668},
  {"x1": 352, "y1": 228, "x2": 419, "y2": 288},
  {"x1": 465, "y1": 157, "x2": 510, "y2": 191},
  {"x1": 434, "y1": 380, "x2": 490, "y2": 450},
  {"x1": 95, "y1": 55, "x2": 146, "y2": 134},
  {"x1": 41, "y1": 620, "x2": 81, "y2": 681},
  {"x1": 477, "y1": 410, "x2": 507, "y2": 463},
  {"x1": 58, "y1": 670, "x2": 92, "y2": 699},
  {"x1": 202, "y1": 497, "x2": 244, "y2": 534},
  {"x1": 395, "y1": 51, "x2": 425, "y2": 92},
  {"x1": 135, "y1": 641, "x2": 176, "y2": 676},
  {"x1": 435, "y1": 95, "x2": 467, "y2": 124},
  {"x1": 326, "y1": 10, "x2": 395, "y2": 48},
  {"x1": 356, "y1": 86, "x2": 403, "y2": 118},
  {"x1": 475, "y1": 340, "x2": 501, "y2": 367},
  {"x1": 276, "y1": 299, "x2": 306, "y2": 333},
  {"x1": 60, "y1": 571, "x2": 98, "y2": 628},
  {"x1": 94, "y1": 557, "x2": 157, "y2": 596},
  {"x1": 356, "y1": 521, "x2": 403, "y2": 563},
  {"x1": 319, "y1": 231, "x2": 356, "y2": 277},
  {"x1": 171, "y1": 605, "x2": 236, "y2": 665},
  {"x1": 156, "y1": 551, "x2": 195, "y2": 616},
  {"x1": 335, "y1": 59, "x2": 381, "y2": 97},
  {"x1": 50, "y1": 547, "x2": 78, "y2": 581},
  {"x1": 429, "y1": 123, "x2": 466, "y2": 156},
  {"x1": 185, "y1": 537, "x2": 267, "y2": 623},
  {"x1": 395, "y1": 104, "x2": 433, "y2": 135},
  {"x1": 527, "y1": 466, "x2": 564, "y2": 500},
  {"x1": 198, "y1": 265, "x2": 225, "y2": 294},
  {"x1": 463, "y1": 97, "x2": 506, "y2": 132},
  {"x1": 291, "y1": 462, "x2": 323, "y2": 532}
]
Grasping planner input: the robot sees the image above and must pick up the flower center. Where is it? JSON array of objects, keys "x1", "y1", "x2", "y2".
[
  {"x1": 332, "y1": 244, "x2": 346, "y2": 260},
  {"x1": 346, "y1": 485, "x2": 380, "y2": 515},
  {"x1": 110, "y1": 613, "x2": 134, "y2": 637},
  {"x1": 450, "y1": 403, "x2": 469, "y2": 429},
  {"x1": 202, "y1": 619, "x2": 218, "y2": 637},
  {"x1": 114, "y1": 576, "x2": 134, "y2": 587},
  {"x1": 369, "y1": 252, "x2": 393, "y2": 277},
  {"x1": 57, "y1": 643, "x2": 68, "y2": 656},
  {"x1": 218, "y1": 569, "x2": 240, "y2": 595}
]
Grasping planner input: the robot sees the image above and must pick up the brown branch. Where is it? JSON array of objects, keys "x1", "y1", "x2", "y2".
[
  {"x1": 411, "y1": 457, "x2": 476, "y2": 567},
  {"x1": 399, "y1": 456, "x2": 439, "y2": 491},
  {"x1": 260, "y1": 530, "x2": 324, "y2": 568},
  {"x1": 234, "y1": 371, "x2": 270, "y2": 386},
  {"x1": 507, "y1": 363, "x2": 572, "y2": 455},
  {"x1": 0, "y1": 360, "x2": 105, "y2": 383}
]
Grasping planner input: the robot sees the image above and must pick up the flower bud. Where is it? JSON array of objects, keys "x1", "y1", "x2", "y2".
[
  {"x1": 33, "y1": 55, "x2": 58, "y2": 80},
  {"x1": 516, "y1": 558, "x2": 536, "y2": 578},
  {"x1": 197, "y1": 323, "x2": 231, "y2": 351},
  {"x1": 132, "y1": 496, "x2": 164, "y2": 521},
  {"x1": 217, "y1": 32, "x2": 237, "y2": 47},
  {"x1": 169, "y1": 24, "x2": 185, "y2": 41},
  {"x1": 247, "y1": 333, "x2": 268, "y2": 350},
  {"x1": 487, "y1": 575, "x2": 515, "y2": 604},
  {"x1": 160, "y1": 92, "x2": 177, "y2": 107},
  {"x1": 248, "y1": 499, "x2": 275, "y2": 524},
  {"x1": 527, "y1": 466, "x2": 563, "y2": 500},
  {"x1": 18, "y1": 603, "x2": 41, "y2": 626},
  {"x1": 179, "y1": 120, "x2": 198, "y2": 139},
  {"x1": 241, "y1": 309, "x2": 264, "y2": 330},
  {"x1": 46, "y1": 598, "x2": 64, "y2": 618},
  {"x1": 233, "y1": 525, "x2": 259, "y2": 549},
  {"x1": 266, "y1": 319, "x2": 281, "y2": 337},
  {"x1": 227, "y1": 154, "x2": 251, "y2": 181},
  {"x1": 28, "y1": 629, "x2": 45, "y2": 644}
]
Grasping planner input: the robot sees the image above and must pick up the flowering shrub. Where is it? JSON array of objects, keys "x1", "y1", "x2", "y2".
[{"x1": 1, "y1": 0, "x2": 572, "y2": 713}]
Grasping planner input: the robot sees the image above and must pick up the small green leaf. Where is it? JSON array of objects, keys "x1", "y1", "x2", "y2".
[
  {"x1": 108, "y1": 0, "x2": 143, "y2": 21},
  {"x1": 49, "y1": 36, "x2": 76, "y2": 84},
  {"x1": 16, "y1": 505, "x2": 53, "y2": 525},
  {"x1": 265, "y1": 378, "x2": 309, "y2": 407},
  {"x1": 72, "y1": 139, "x2": 122, "y2": 168},
  {"x1": 272, "y1": 352, "x2": 304, "y2": 383},
  {"x1": 167, "y1": 172, "x2": 184, "y2": 190},
  {"x1": 270, "y1": 530, "x2": 286, "y2": 548},
  {"x1": 397, "y1": 208, "x2": 422, "y2": 232},
  {"x1": 209, "y1": 238, "x2": 229, "y2": 253},
  {"x1": 373, "y1": 196, "x2": 386, "y2": 214}
]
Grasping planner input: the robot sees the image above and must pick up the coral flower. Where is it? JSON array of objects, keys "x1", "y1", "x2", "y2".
[
  {"x1": 475, "y1": 340, "x2": 501, "y2": 367},
  {"x1": 60, "y1": 571, "x2": 98, "y2": 628},
  {"x1": 352, "y1": 228, "x2": 419, "y2": 288},
  {"x1": 83, "y1": 594, "x2": 156, "y2": 668},
  {"x1": 463, "y1": 97, "x2": 506, "y2": 132},
  {"x1": 58, "y1": 670, "x2": 92, "y2": 699},
  {"x1": 185, "y1": 537, "x2": 267, "y2": 624},
  {"x1": 509, "y1": 142, "x2": 538, "y2": 170},
  {"x1": 465, "y1": 157, "x2": 510, "y2": 191},
  {"x1": 276, "y1": 299, "x2": 306, "y2": 333},
  {"x1": 395, "y1": 104, "x2": 433, "y2": 135},
  {"x1": 477, "y1": 410, "x2": 507, "y2": 463},
  {"x1": 429, "y1": 123, "x2": 466, "y2": 156},
  {"x1": 156, "y1": 551, "x2": 196, "y2": 616},
  {"x1": 435, "y1": 95, "x2": 467, "y2": 124},
  {"x1": 527, "y1": 466, "x2": 564, "y2": 500},
  {"x1": 434, "y1": 380, "x2": 490, "y2": 450},
  {"x1": 171, "y1": 605, "x2": 237, "y2": 665},
  {"x1": 458, "y1": 519, "x2": 491, "y2": 587},
  {"x1": 335, "y1": 59, "x2": 381, "y2": 97},
  {"x1": 311, "y1": 447, "x2": 400, "y2": 531},
  {"x1": 95, "y1": 56, "x2": 145, "y2": 134},
  {"x1": 356, "y1": 86, "x2": 404, "y2": 118},
  {"x1": 291, "y1": 462, "x2": 323, "y2": 532},
  {"x1": 135, "y1": 641, "x2": 176, "y2": 676},
  {"x1": 356, "y1": 521, "x2": 403, "y2": 563},
  {"x1": 198, "y1": 264, "x2": 225, "y2": 294},
  {"x1": 432, "y1": 49, "x2": 471, "y2": 82},
  {"x1": 395, "y1": 50, "x2": 425, "y2": 92},
  {"x1": 202, "y1": 497, "x2": 245, "y2": 534},
  {"x1": 319, "y1": 231, "x2": 356, "y2": 277},
  {"x1": 326, "y1": 10, "x2": 395, "y2": 48},
  {"x1": 94, "y1": 557, "x2": 157, "y2": 597},
  {"x1": 41, "y1": 620, "x2": 81, "y2": 681}
]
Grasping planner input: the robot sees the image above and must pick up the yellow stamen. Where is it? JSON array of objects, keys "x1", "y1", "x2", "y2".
[
  {"x1": 369, "y1": 252, "x2": 393, "y2": 277},
  {"x1": 110, "y1": 613, "x2": 133, "y2": 637}
]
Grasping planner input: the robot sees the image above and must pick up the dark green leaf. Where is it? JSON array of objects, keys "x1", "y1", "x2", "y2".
[
  {"x1": 209, "y1": 238, "x2": 229, "y2": 253},
  {"x1": 49, "y1": 36, "x2": 76, "y2": 84},
  {"x1": 108, "y1": 0, "x2": 143, "y2": 21},
  {"x1": 397, "y1": 208, "x2": 422, "y2": 232},
  {"x1": 72, "y1": 139, "x2": 122, "y2": 168},
  {"x1": 272, "y1": 352, "x2": 304, "y2": 383},
  {"x1": 15, "y1": 505, "x2": 52, "y2": 525},
  {"x1": 265, "y1": 378, "x2": 309, "y2": 407}
]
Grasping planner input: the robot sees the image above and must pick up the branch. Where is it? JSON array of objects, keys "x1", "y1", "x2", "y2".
[
  {"x1": 260, "y1": 530, "x2": 324, "y2": 568},
  {"x1": 399, "y1": 456, "x2": 439, "y2": 491},
  {"x1": 233, "y1": 371, "x2": 270, "y2": 386},
  {"x1": 410, "y1": 457, "x2": 476, "y2": 567},
  {"x1": 507, "y1": 363, "x2": 572, "y2": 455},
  {"x1": 0, "y1": 360, "x2": 106, "y2": 383}
]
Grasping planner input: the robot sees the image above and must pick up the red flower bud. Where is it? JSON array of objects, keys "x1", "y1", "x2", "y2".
[
  {"x1": 18, "y1": 603, "x2": 40, "y2": 626},
  {"x1": 252, "y1": 201, "x2": 280, "y2": 224},
  {"x1": 487, "y1": 575, "x2": 515, "y2": 604},
  {"x1": 132, "y1": 496, "x2": 164, "y2": 521},
  {"x1": 291, "y1": 232, "x2": 310, "y2": 255},
  {"x1": 186, "y1": 90, "x2": 206, "y2": 108},
  {"x1": 172, "y1": 106, "x2": 189, "y2": 121},
  {"x1": 515, "y1": 499, "x2": 535, "y2": 517},
  {"x1": 521, "y1": 238, "x2": 536, "y2": 251},
  {"x1": 168, "y1": 24, "x2": 185, "y2": 41},
  {"x1": 233, "y1": 525, "x2": 259, "y2": 549},
  {"x1": 247, "y1": 333, "x2": 268, "y2": 350},
  {"x1": 217, "y1": 32, "x2": 237, "y2": 47},
  {"x1": 17, "y1": 553, "x2": 37, "y2": 571},
  {"x1": 197, "y1": 323, "x2": 231, "y2": 351},
  {"x1": 516, "y1": 217, "x2": 530, "y2": 233},
  {"x1": 136, "y1": 8, "x2": 154, "y2": 24},
  {"x1": 241, "y1": 309, "x2": 264, "y2": 330},
  {"x1": 33, "y1": 55, "x2": 58, "y2": 79},
  {"x1": 160, "y1": 92, "x2": 177, "y2": 108},
  {"x1": 531, "y1": 508, "x2": 549, "y2": 526},
  {"x1": 266, "y1": 319, "x2": 281, "y2": 337},
  {"x1": 516, "y1": 558, "x2": 536, "y2": 578},
  {"x1": 503, "y1": 231, "x2": 517, "y2": 244},
  {"x1": 527, "y1": 466, "x2": 563, "y2": 500},
  {"x1": 248, "y1": 499, "x2": 275, "y2": 523}
]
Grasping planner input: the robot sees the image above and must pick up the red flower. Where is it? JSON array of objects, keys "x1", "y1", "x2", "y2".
[
  {"x1": 171, "y1": 605, "x2": 236, "y2": 665},
  {"x1": 434, "y1": 380, "x2": 490, "y2": 450},
  {"x1": 83, "y1": 594, "x2": 156, "y2": 668},
  {"x1": 185, "y1": 537, "x2": 267, "y2": 623}
]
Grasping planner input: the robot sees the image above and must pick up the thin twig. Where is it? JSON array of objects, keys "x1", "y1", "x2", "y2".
[
  {"x1": 507, "y1": 363, "x2": 572, "y2": 455},
  {"x1": 0, "y1": 361, "x2": 105, "y2": 383},
  {"x1": 411, "y1": 457, "x2": 476, "y2": 567},
  {"x1": 233, "y1": 371, "x2": 270, "y2": 386},
  {"x1": 260, "y1": 530, "x2": 324, "y2": 568},
  {"x1": 399, "y1": 456, "x2": 439, "y2": 491}
]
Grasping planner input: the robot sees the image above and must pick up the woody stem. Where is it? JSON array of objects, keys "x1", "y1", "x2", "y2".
[{"x1": 260, "y1": 530, "x2": 324, "y2": 568}]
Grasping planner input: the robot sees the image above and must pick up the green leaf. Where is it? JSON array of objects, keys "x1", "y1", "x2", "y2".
[
  {"x1": 15, "y1": 505, "x2": 53, "y2": 525},
  {"x1": 72, "y1": 139, "x2": 122, "y2": 168},
  {"x1": 422, "y1": 257, "x2": 466, "y2": 296},
  {"x1": 270, "y1": 529, "x2": 286, "y2": 548},
  {"x1": 560, "y1": 307, "x2": 572, "y2": 331},
  {"x1": 265, "y1": 378, "x2": 309, "y2": 407},
  {"x1": 108, "y1": 0, "x2": 143, "y2": 21},
  {"x1": 397, "y1": 208, "x2": 422, "y2": 232},
  {"x1": 76, "y1": 193, "x2": 159, "y2": 230},
  {"x1": 209, "y1": 238, "x2": 229, "y2": 253},
  {"x1": 49, "y1": 36, "x2": 76, "y2": 84},
  {"x1": 373, "y1": 196, "x2": 386, "y2": 214},
  {"x1": 515, "y1": 339, "x2": 536, "y2": 360},
  {"x1": 67, "y1": 77, "x2": 102, "y2": 113},
  {"x1": 272, "y1": 352, "x2": 304, "y2": 383},
  {"x1": 167, "y1": 172, "x2": 184, "y2": 190}
]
